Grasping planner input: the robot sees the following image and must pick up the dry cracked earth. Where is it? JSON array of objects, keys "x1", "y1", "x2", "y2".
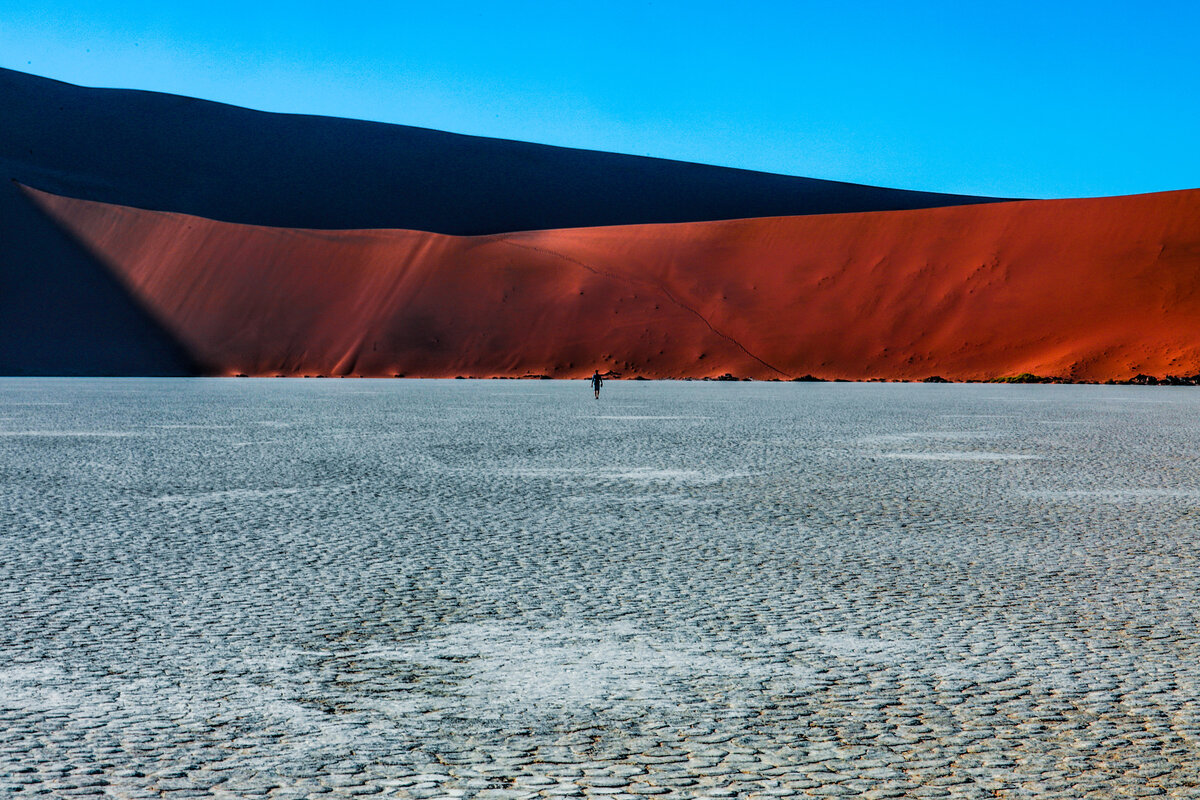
[{"x1": 2, "y1": 378, "x2": 1199, "y2": 799}]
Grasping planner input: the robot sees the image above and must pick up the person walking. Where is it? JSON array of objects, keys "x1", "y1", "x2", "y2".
[{"x1": 590, "y1": 370, "x2": 603, "y2": 399}]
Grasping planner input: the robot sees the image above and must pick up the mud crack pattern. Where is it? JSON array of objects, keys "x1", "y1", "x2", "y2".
[{"x1": 2, "y1": 378, "x2": 1200, "y2": 799}]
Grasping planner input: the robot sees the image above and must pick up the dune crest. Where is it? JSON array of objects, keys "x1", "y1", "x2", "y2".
[{"x1": 25, "y1": 185, "x2": 1200, "y2": 382}]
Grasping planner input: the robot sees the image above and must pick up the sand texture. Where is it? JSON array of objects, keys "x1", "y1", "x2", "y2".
[{"x1": 26, "y1": 185, "x2": 1200, "y2": 382}]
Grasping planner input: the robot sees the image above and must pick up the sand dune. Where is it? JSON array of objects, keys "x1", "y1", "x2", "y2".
[
  {"x1": 1, "y1": 68, "x2": 1001, "y2": 235},
  {"x1": 1, "y1": 67, "x2": 1008, "y2": 375},
  {"x1": 26, "y1": 185, "x2": 1200, "y2": 382}
]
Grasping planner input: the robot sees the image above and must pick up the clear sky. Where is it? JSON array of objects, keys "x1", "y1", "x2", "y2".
[{"x1": 2, "y1": 1, "x2": 1197, "y2": 199}]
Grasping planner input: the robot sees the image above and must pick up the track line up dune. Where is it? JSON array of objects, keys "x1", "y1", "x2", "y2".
[{"x1": 491, "y1": 236, "x2": 794, "y2": 378}]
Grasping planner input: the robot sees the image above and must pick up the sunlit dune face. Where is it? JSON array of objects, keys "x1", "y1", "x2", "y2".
[{"x1": 24, "y1": 184, "x2": 1200, "y2": 382}]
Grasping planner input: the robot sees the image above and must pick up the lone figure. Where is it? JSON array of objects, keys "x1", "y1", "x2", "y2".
[{"x1": 590, "y1": 370, "x2": 604, "y2": 399}]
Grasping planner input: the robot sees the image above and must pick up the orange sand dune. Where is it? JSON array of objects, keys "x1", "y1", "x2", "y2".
[{"x1": 25, "y1": 185, "x2": 1200, "y2": 381}]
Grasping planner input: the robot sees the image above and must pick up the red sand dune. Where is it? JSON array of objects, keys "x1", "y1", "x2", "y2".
[{"x1": 24, "y1": 184, "x2": 1200, "y2": 381}]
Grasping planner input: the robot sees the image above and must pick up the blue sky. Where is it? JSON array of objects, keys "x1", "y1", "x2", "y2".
[{"x1": 2, "y1": 1, "x2": 1197, "y2": 198}]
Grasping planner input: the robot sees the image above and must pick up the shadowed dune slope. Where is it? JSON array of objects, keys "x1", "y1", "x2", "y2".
[
  {"x1": 0, "y1": 180, "x2": 196, "y2": 376},
  {"x1": 28, "y1": 185, "x2": 1200, "y2": 382},
  {"x1": 1, "y1": 68, "x2": 1003, "y2": 235}
]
